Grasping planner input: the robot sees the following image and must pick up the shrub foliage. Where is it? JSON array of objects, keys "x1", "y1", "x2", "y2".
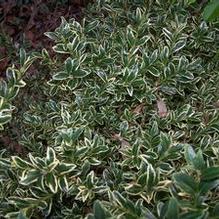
[{"x1": 1, "y1": 0, "x2": 219, "y2": 218}]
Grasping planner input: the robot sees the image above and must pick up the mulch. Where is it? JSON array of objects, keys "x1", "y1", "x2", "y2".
[
  {"x1": 0, "y1": 0, "x2": 91, "y2": 154},
  {"x1": 0, "y1": 0, "x2": 89, "y2": 73}
]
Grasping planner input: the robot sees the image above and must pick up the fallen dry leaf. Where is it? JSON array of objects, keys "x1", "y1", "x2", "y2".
[
  {"x1": 213, "y1": 101, "x2": 219, "y2": 109},
  {"x1": 157, "y1": 99, "x2": 168, "y2": 118},
  {"x1": 25, "y1": 30, "x2": 35, "y2": 41},
  {"x1": 0, "y1": 57, "x2": 9, "y2": 73},
  {"x1": 203, "y1": 113, "x2": 209, "y2": 125},
  {"x1": 112, "y1": 133, "x2": 131, "y2": 149},
  {"x1": 4, "y1": 24, "x2": 16, "y2": 35},
  {"x1": 132, "y1": 103, "x2": 145, "y2": 115},
  {"x1": 0, "y1": 135, "x2": 23, "y2": 154}
]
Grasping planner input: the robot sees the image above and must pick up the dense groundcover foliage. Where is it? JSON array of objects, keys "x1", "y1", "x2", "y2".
[{"x1": 1, "y1": 0, "x2": 219, "y2": 218}]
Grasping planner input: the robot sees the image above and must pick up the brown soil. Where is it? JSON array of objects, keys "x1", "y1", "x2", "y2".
[{"x1": 0, "y1": 0, "x2": 90, "y2": 72}]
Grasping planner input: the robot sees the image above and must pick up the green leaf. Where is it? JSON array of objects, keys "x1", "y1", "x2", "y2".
[
  {"x1": 158, "y1": 132, "x2": 171, "y2": 156},
  {"x1": 44, "y1": 32, "x2": 59, "y2": 41},
  {"x1": 199, "y1": 180, "x2": 219, "y2": 195},
  {"x1": 12, "y1": 156, "x2": 32, "y2": 169},
  {"x1": 10, "y1": 197, "x2": 39, "y2": 209},
  {"x1": 73, "y1": 69, "x2": 90, "y2": 78},
  {"x1": 212, "y1": 203, "x2": 219, "y2": 218},
  {"x1": 192, "y1": 150, "x2": 205, "y2": 171},
  {"x1": 146, "y1": 164, "x2": 157, "y2": 190},
  {"x1": 56, "y1": 162, "x2": 76, "y2": 175},
  {"x1": 52, "y1": 71, "x2": 70, "y2": 80},
  {"x1": 0, "y1": 158, "x2": 11, "y2": 168},
  {"x1": 173, "y1": 173, "x2": 197, "y2": 194},
  {"x1": 165, "y1": 198, "x2": 179, "y2": 219},
  {"x1": 19, "y1": 48, "x2": 26, "y2": 66},
  {"x1": 17, "y1": 211, "x2": 27, "y2": 219},
  {"x1": 180, "y1": 210, "x2": 206, "y2": 219},
  {"x1": 173, "y1": 40, "x2": 186, "y2": 53},
  {"x1": 65, "y1": 57, "x2": 73, "y2": 74},
  {"x1": 46, "y1": 147, "x2": 57, "y2": 166},
  {"x1": 67, "y1": 79, "x2": 79, "y2": 90},
  {"x1": 87, "y1": 215, "x2": 95, "y2": 219},
  {"x1": 112, "y1": 191, "x2": 135, "y2": 213},
  {"x1": 119, "y1": 120, "x2": 129, "y2": 133},
  {"x1": 184, "y1": 145, "x2": 197, "y2": 166},
  {"x1": 125, "y1": 184, "x2": 143, "y2": 195},
  {"x1": 5, "y1": 212, "x2": 20, "y2": 219},
  {"x1": 148, "y1": 66, "x2": 160, "y2": 77},
  {"x1": 187, "y1": 0, "x2": 196, "y2": 4},
  {"x1": 58, "y1": 176, "x2": 69, "y2": 192},
  {"x1": 184, "y1": 145, "x2": 205, "y2": 170},
  {"x1": 93, "y1": 201, "x2": 111, "y2": 219},
  {"x1": 201, "y1": 167, "x2": 219, "y2": 181},
  {"x1": 86, "y1": 171, "x2": 95, "y2": 189},
  {"x1": 20, "y1": 169, "x2": 41, "y2": 185},
  {"x1": 127, "y1": 86, "x2": 134, "y2": 97},
  {"x1": 0, "y1": 110, "x2": 12, "y2": 125},
  {"x1": 53, "y1": 43, "x2": 68, "y2": 53},
  {"x1": 203, "y1": 0, "x2": 219, "y2": 21},
  {"x1": 45, "y1": 172, "x2": 58, "y2": 193},
  {"x1": 29, "y1": 154, "x2": 45, "y2": 169}
]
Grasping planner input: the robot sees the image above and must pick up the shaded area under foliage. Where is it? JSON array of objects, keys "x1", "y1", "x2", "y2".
[{"x1": 0, "y1": 0, "x2": 90, "y2": 73}]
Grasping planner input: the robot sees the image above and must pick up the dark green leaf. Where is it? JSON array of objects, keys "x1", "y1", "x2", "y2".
[
  {"x1": 165, "y1": 198, "x2": 179, "y2": 219},
  {"x1": 201, "y1": 167, "x2": 219, "y2": 181},
  {"x1": 53, "y1": 72, "x2": 70, "y2": 80},
  {"x1": 19, "y1": 48, "x2": 26, "y2": 66},
  {"x1": 93, "y1": 201, "x2": 111, "y2": 219},
  {"x1": 203, "y1": 0, "x2": 219, "y2": 21},
  {"x1": 20, "y1": 169, "x2": 41, "y2": 185},
  {"x1": 173, "y1": 173, "x2": 197, "y2": 194}
]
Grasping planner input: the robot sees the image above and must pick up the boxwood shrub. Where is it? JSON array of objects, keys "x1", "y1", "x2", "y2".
[{"x1": 1, "y1": 0, "x2": 219, "y2": 218}]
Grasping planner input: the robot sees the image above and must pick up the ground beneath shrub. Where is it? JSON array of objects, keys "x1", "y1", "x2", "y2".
[
  {"x1": 0, "y1": 0, "x2": 90, "y2": 154},
  {"x1": 0, "y1": 0, "x2": 89, "y2": 73}
]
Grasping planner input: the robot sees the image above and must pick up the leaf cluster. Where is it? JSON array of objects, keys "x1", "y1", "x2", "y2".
[{"x1": 1, "y1": 0, "x2": 219, "y2": 218}]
